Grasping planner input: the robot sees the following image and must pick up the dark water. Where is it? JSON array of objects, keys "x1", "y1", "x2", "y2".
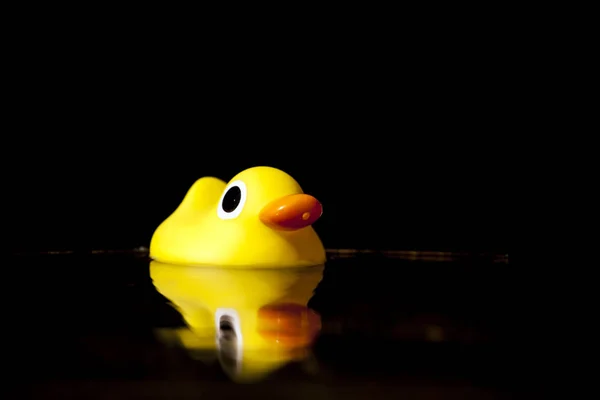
[{"x1": 5, "y1": 252, "x2": 543, "y2": 399}]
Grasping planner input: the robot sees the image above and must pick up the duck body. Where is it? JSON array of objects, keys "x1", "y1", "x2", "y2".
[{"x1": 150, "y1": 166, "x2": 326, "y2": 268}]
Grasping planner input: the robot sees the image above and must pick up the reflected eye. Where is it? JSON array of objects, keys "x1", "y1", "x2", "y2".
[
  {"x1": 216, "y1": 308, "x2": 242, "y2": 375},
  {"x1": 217, "y1": 180, "x2": 247, "y2": 220}
]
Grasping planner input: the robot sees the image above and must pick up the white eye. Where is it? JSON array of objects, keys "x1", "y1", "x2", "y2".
[{"x1": 217, "y1": 180, "x2": 247, "y2": 220}]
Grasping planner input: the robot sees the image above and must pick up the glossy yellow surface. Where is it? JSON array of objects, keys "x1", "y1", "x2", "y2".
[
  {"x1": 150, "y1": 261, "x2": 324, "y2": 383},
  {"x1": 150, "y1": 166, "x2": 326, "y2": 268}
]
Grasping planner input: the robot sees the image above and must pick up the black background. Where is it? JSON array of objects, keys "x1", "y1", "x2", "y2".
[
  {"x1": 8, "y1": 26, "x2": 512, "y2": 254},
  {"x1": 4, "y1": 13, "x2": 533, "y2": 399}
]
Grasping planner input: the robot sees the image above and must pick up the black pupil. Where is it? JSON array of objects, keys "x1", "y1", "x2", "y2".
[{"x1": 222, "y1": 186, "x2": 241, "y2": 213}]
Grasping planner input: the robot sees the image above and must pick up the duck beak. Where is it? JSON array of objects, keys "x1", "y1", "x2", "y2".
[{"x1": 259, "y1": 194, "x2": 323, "y2": 231}]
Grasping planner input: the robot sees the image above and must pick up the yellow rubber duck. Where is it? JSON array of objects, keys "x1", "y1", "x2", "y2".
[
  {"x1": 150, "y1": 166, "x2": 326, "y2": 268},
  {"x1": 151, "y1": 260, "x2": 323, "y2": 382}
]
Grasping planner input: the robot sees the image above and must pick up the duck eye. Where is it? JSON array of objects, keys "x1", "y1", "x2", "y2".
[
  {"x1": 222, "y1": 186, "x2": 241, "y2": 213},
  {"x1": 217, "y1": 180, "x2": 247, "y2": 220}
]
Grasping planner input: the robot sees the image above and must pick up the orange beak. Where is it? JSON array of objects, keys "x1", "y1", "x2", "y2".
[{"x1": 259, "y1": 194, "x2": 323, "y2": 231}]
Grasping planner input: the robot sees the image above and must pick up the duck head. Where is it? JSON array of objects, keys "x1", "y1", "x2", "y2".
[{"x1": 150, "y1": 166, "x2": 326, "y2": 268}]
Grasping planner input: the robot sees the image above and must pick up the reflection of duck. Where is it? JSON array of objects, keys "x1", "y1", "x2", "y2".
[
  {"x1": 150, "y1": 261, "x2": 324, "y2": 382},
  {"x1": 150, "y1": 166, "x2": 325, "y2": 268}
]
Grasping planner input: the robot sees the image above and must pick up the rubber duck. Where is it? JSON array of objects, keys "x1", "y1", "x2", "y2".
[
  {"x1": 150, "y1": 166, "x2": 325, "y2": 268},
  {"x1": 150, "y1": 260, "x2": 323, "y2": 382}
]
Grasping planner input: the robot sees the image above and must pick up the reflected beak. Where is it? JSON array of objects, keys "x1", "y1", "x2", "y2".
[
  {"x1": 259, "y1": 194, "x2": 323, "y2": 231},
  {"x1": 257, "y1": 303, "x2": 321, "y2": 347}
]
